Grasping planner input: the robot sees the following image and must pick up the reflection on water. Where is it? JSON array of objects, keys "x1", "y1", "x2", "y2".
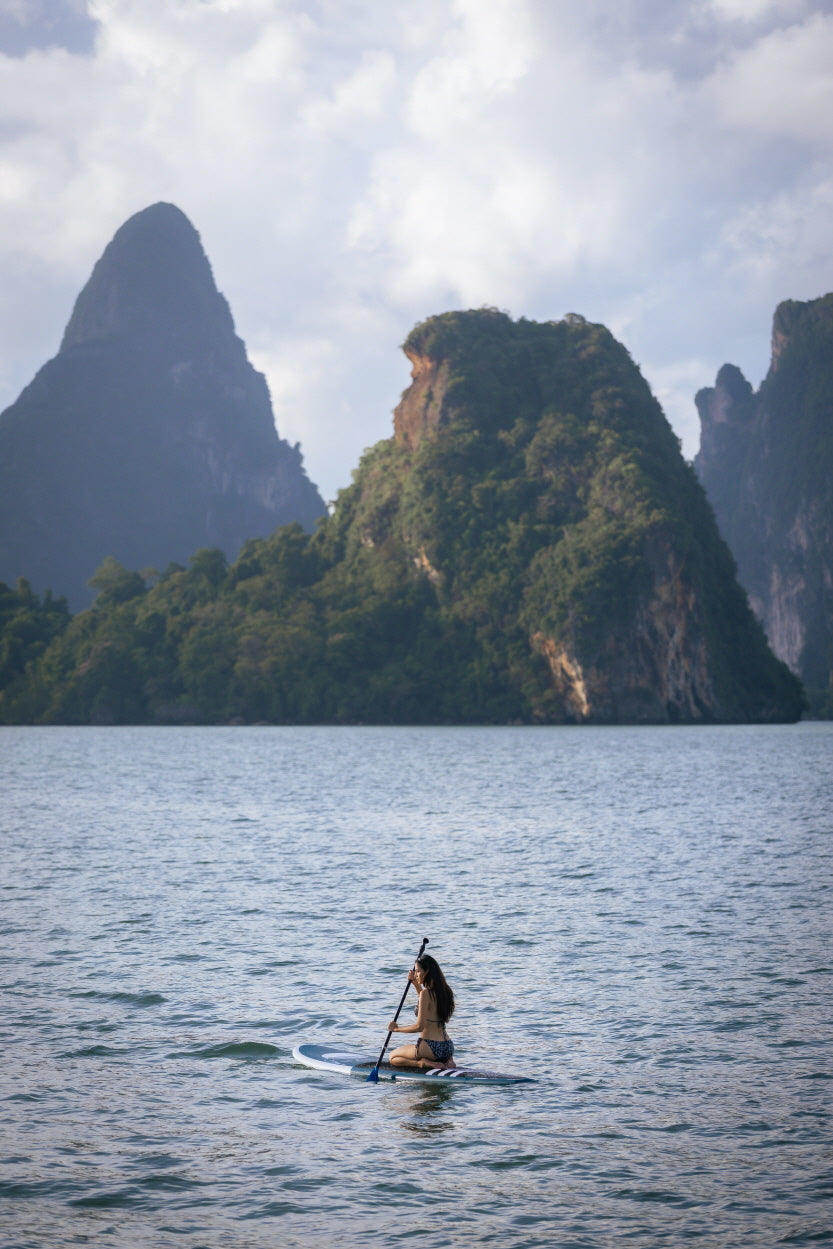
[{"x1": 398, "y1": 1084, "x2": 456, "y2": 1136}]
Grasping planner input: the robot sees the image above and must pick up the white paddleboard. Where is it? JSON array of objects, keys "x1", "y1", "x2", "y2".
[{"x1": 292, "y1": 1042, "x2": 534, "y2": 1085}]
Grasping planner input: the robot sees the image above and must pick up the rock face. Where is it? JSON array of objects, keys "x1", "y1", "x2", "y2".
[
  {"x1": 695, "y1": 294, "x2": 833, "y2": 712},
  {"x1": 331, "y1": 309, "x2": 802, "y2": 723},
  {"x1": 393, "y1": 351, "x2": 450, "y2": 449},
  {"x1": 0, "y1": 306, "x2": 805, "y2": 726},
  {"x1": 0, "y1": 202, "x2": 325, "y2": 609}
]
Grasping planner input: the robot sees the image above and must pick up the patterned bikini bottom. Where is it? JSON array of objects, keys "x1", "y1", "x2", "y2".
[{"x1": 419, "y1": 1036, "x2": 454, "y2": 1063}]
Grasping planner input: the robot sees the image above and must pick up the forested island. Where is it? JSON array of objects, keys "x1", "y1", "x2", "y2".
[{"x1": 0, "y1": 308, "x2": 803, "y2": 725}]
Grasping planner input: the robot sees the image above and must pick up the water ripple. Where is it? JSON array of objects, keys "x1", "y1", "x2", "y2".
[{"x1": 0, "y1": 723, "x2": 831, "y2": 1248}]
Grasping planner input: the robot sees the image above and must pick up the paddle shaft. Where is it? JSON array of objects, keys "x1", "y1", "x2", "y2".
[{"x1": 368, "y1": 936, "x2": 429, "y2": 1078}]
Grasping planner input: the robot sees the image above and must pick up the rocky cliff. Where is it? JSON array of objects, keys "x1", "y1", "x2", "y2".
[
  {"x1": 321, "y1": 309, "x2": 801, "y2": 723},
  {"x1": 0, "y1": 203, "x2": 325, "y2": 609},
  {"x1": 0, "y1": 308, "x2": 803, "y2": 725},
  {"x1": 695, "y1": 294, "x2": 833, "y2": 713}
]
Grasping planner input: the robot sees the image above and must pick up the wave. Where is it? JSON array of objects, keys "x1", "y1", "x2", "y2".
[
  {"x1": 59, "y1": 1044, "x2": 132, "y2": 1058},
  {"x1": 175, "y1": 1041, "x2": 281, "y2": 1060},
  {"x1": 70, "y1": 990, "x2": 166, "y2": 1007}
]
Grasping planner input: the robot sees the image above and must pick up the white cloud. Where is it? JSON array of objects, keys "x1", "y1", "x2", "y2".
[
  {"x1": 1, "y1": 0, "x2": 832, "y2": 499},
  {"x1": 406, "y1": 0, "x2": 534, "y2": 136},
  {"x1": 705, "y1": 11, "x2": 833, "y2": 140},
  {"x1": 300, "y1": 48, "x2": 396, "y2": 132}
]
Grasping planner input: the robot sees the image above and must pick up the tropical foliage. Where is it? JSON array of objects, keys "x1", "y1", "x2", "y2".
[{"x1": 0, "y1": 309, "x2": 804, "y2": 724}]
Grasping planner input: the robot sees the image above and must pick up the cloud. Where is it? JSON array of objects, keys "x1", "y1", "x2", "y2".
[
  {"x1": 707, "y1": 0, "x2": 805, "y2": 23},
  {"x1": 1, "y1": 0, "x2": 832, "y2": 499},
  {"x1": 0, "y1": 0, "x2": 97, "y2": 57},
  {"x1": 705, "y1": 10, "x2": 833, "y2": 140}
]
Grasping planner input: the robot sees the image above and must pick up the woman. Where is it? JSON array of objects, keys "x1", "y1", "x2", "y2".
[{"x1": 388, "y1": 953, "x2": 456, "y2": 1069}]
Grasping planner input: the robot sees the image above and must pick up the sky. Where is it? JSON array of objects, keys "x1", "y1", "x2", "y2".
[{"x1": 1, "y1": 0, "x2": 832, "y2": 503}]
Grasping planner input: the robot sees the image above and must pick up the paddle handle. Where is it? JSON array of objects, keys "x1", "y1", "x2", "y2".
[{"x1": 371, "y1": 936, "x2": 429, "y2": 1072}]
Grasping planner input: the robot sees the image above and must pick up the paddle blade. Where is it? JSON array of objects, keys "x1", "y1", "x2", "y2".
[{"x1": 366, "y1": 1067, "x2": 379, "y2": 1083}]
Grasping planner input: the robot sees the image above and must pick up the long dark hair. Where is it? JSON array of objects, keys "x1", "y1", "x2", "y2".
[{"x1": 416, "y1": 954, "x2": 455, "y2": 1025}]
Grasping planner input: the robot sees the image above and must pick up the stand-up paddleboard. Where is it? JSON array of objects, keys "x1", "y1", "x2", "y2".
[{"x1": 292, "y1": 1043, "x2": 534, "y2": 1085}]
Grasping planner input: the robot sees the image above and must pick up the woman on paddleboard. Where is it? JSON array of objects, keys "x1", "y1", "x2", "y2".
[{"x1": 388, "y1": 954, "x2": 456, "y2": 1069}]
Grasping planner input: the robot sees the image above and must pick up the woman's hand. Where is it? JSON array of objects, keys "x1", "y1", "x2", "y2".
[{"x1": 388, "y1": 1020, "x2": 399, "y2": 1032}]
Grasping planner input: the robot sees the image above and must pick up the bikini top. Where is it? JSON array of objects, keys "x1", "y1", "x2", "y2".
[{"x1": 414, "y1": 990, "x2": 449, "y2": 1036}]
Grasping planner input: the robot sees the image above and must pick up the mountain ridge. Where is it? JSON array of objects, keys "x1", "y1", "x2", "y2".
[
  {"x1": 0, "y1": 202, "x2": 325, "y2": 610},
  {"x1": 695, "y1": 292, "x2": 833, "y2": 714},
  {"x1": 0, "y1": 307, "x2": 803, "y2": 725}
]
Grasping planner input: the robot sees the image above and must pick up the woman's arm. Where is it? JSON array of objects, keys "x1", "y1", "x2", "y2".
[{"x1": 388, "y1": 981, "x2": 427, "y2": 1034}]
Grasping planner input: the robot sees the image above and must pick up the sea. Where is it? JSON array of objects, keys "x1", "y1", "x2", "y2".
[{"x1": 1, "y1": 723, "x2": 831, "y2": 1248}]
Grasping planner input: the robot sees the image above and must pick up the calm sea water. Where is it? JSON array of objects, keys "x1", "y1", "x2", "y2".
[{"x1": 1, "y1": 724, "x2": 831, "y2": 1248}]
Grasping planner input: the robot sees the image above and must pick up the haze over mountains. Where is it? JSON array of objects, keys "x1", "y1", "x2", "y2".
[
  {"x1": 0, "y1": 203, "x2": 826, "y2": 723},
  {"x1": 0, "y1": 203, "x2": 325, "y2": 610},
  {"x1": 0, "y1": 305, "x2": 803, "y2": 725},
  {"x1": 695, "y1": 294, "x2": 833, "y2": 716}
]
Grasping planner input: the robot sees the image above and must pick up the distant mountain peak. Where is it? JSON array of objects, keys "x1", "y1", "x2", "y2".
[
  {"x1": 60, "y1": 202, "x2": 233, "y2": 352},
  {"x1": 694, "y1": 292, "x2": 833, "y2": 712},
  {"x1": 0, "y1": 203, "x2": 325, "y2": 609}
]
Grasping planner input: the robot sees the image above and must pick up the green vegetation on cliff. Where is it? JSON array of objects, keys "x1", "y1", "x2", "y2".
[{"x1": 0, "y1": 309, "x2": 804, "y2": 725}]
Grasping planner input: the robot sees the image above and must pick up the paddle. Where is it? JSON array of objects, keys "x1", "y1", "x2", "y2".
[{"x1": 366, "y1": 936, "x2": 429, "y2": 1083}]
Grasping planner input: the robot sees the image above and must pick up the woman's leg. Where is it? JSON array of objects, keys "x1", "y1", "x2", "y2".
[
  {"x1": 390, "y1": 1039, "x2": 455, "y2": 1070},
  {"x1": 389, "y1": 1042, "x2": 422, "y2": 1067}
]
